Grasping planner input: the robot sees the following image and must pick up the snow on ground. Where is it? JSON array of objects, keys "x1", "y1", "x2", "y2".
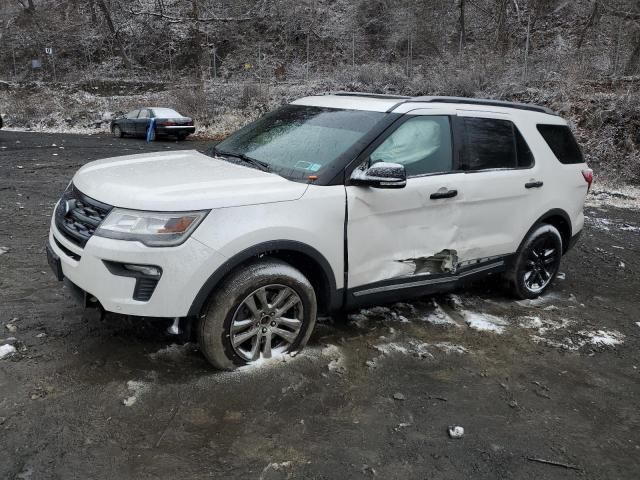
[
  {"x1": 585, "y1": 215, "x2": 640, "y2": 233},
  {"x1": 531, "y1": 329, "x2": 625, "y2": 351},
  {"x1": 0, "y1": 344, "x2": 17, "y2": 359},
  {"x1": 123, "y1": 380, "x2": 151, "y2": 407},
  {"x1": 586, "y1": 184, "x2": 640, "y2": 210},
  {"x1": 515, "y1": 291, "x2": 566, "y2": 308},
  {"x1": 421, "y1": 299, "x2": 461, "y2": 327},
  {"x1": 322, "y1": 344, "x2": 346, "y2": 374},
  {"x1": 149, "y1": 343, "x2": 196, "y2": 361},
  {"x1": 372, "y1": 340, "x2": 468, "y2": 363},
  {"x1": 578, "y1": 329, "x2": 625, "y2": 346},
  {"x1": 519, "y1": 316, "x2": 574, "y2": 335},
  {"x1": 463, "y1": 311, "x2": 509, "y2": 334}
]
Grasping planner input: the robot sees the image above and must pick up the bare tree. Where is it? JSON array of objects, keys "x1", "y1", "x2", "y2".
[
  {"x1": 96, "y1": 0, "x2": 132, "y2": 69},
  {"x1": 577, "y1": 0, "x2": 600, "y2": 49},
  {"x1": 458, "y1": 0, "x2": 465, "y2": 54}
]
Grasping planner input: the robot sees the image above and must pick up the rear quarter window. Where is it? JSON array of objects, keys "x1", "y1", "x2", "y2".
[
  {"x1": 461, "y1": 117, "x2": 533, "y2": 170},
  {"x1": 537, "y1": 124, "x2": 584, "y2": 164}
]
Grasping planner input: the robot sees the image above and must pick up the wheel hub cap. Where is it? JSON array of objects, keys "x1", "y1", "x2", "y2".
[{"x1": 523, "y1": 236, "x2": 558, "y2": 293}]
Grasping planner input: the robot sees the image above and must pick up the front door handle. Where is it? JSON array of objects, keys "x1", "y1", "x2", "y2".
[
  {"x1": 430, "y1": 189, "x2": 458, "y2": 200},
  {"x1": 525, "y1": 180, "x2": 543, "y2": 189}
]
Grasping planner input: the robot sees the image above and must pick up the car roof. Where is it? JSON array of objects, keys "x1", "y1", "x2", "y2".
[
  {"x1": 291, "y1": 94, "x2": 406, "y2": 113},
  {"x1": 292, "y1": 93, "x2": 558, "y2": 116}
]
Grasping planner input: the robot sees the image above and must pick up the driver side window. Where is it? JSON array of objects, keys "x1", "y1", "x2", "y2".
[{"x1": 370, "y1": 116, "x2": 452, "y2": 177}]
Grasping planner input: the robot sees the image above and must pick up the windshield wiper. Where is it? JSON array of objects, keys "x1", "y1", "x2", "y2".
[{"x1": 213, "y1": 148, "x2": 271, "y2": 173}]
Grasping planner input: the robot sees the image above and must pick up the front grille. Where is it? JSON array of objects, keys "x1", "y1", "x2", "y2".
[{"x1": 55, "y1": 185, "x2": 113, "y2": 247}]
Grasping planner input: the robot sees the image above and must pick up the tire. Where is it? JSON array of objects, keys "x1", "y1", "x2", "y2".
[
  {"x1": 197, "y1": 259, "x2": 317, "y2": 370},
  {"x1": 505, "y1": 224, "x2": 563, "y2": 299},
  {"x1": 113, "y1": 125, "x2": 124, "y2": 138},
  {"x1": 177, "y1": 133, "x2": 188, "y2": 141}
]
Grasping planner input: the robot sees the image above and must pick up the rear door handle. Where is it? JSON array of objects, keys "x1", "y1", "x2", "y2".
[
  {"x1": 525, "y1": 181, "x2": 543, "y2": 189},
  {"x1": 430, "y1": 189, "x2": 458, "y2": 199}
]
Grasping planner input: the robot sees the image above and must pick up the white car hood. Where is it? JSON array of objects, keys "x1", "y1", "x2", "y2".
[{"x1": 72, "y1": 150, "x2": 308, "y2": 211}]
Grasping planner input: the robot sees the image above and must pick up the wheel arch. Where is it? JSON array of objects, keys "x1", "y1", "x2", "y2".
[
  {"x1": 187, "y1": 240, "x2": 341, "y2": 317},
  {"x1": 523, "y1": 208, "x2": 572, "y2": 254}
]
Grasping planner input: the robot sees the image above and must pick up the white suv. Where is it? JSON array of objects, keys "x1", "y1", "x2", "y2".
[{"x1": 47, "y1": 94, "x2": 592, "y2": 369}]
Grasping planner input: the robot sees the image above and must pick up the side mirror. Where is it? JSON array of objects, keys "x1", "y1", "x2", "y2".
[{"x1": 350, "y1": 162, "x2": 407, "y2": 189}]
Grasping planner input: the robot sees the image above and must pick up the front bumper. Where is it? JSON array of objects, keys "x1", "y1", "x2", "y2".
[{"x1": 48, "y1": 218, "x2": 227, "y2": 317}]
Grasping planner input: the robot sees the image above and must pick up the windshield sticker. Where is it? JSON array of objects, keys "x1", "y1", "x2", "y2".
[{"x1": 294, "y1": 161, "x2": 322, "y2": 172}]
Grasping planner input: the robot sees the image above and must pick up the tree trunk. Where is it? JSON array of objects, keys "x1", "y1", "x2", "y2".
[
  {"x1": 625, "y1": 35, "x2": 640, "y2": 75},
  {"x1": 577, "y1": 0, "x2": 599, "y2": 49},
  {"x1": 458, "y1": 0, "x2": 465, "y2": 54},
  {"x1": 96, "y1": 0, "x2": 132, "y2": 69},
  {"x1": 191, "y1": 0, "x2": 203, "y2": 77},
  {"x1": 495, "y1": 0, "x2": 510, "y2": 53}
]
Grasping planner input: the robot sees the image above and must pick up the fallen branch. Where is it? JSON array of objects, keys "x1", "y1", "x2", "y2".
[{"x1": 526, "y1": 457, "x2": 581, "y2": 471}]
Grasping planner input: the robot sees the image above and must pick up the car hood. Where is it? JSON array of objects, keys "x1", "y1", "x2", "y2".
[{"x1": 72, "y1": 150, "x2": 308, "y2": 211}]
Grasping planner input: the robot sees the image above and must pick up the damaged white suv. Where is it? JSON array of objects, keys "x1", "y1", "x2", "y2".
[{"x1": 47, "y1": 94, "x2": 591, "y2": 369}]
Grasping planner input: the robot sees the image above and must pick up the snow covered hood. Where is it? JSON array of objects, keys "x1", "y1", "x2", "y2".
[{"x1": 72, "y1": 150, "x2": 308, "y2": 211}]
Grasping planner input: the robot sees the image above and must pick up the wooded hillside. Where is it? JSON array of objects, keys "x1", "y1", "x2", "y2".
[{"x1": 1, "y1": 1, "x2": 639, "y2": 183}]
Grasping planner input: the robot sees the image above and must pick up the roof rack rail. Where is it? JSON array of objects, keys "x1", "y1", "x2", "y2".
[
  {"x1": 409, "y1": 96, "x2": 556, "y2": 115},
  {"x1": 329, "y1": 92, "x2": 411, "y2": 100}
]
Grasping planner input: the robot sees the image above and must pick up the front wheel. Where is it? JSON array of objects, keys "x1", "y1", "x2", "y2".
[
  {"x1": 505, "y1": 224, "x2": 563, "y2": 299},
  {"x1": 198, "y1": 259, "x2": 317, "y2": 370}
]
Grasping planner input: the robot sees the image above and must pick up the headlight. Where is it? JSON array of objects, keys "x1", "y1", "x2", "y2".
[{"x1": 95, "y1": 208, "x2": 208, "y2": 247}]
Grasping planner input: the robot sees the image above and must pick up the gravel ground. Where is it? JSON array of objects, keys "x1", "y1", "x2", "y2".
[{"x1": 1, "y1": 131, "x2": 639, "y2": 479}]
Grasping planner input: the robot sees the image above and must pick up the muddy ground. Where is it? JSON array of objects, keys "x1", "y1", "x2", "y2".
[{"x1": 0, "y1": 131, "x2": 639, "y2": 479}]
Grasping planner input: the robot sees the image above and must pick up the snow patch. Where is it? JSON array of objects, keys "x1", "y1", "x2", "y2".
[
  {"x1": 149, "y1": 343, "x2": 195, "y2": 360},
  {"x1": 578, "y1": 329, "x2": 625, "y2": 346},
  {"x1": 531, "y1": 329, "x2": 625, "y2": 350},
  {"x1": 421, "y1": 299, "x2": 460, "y2": 327},
  {"x1": 433, "y1": 342, "x2": 468, "y2": 355},
  {"x1": 519, "y1": 316, "x2": 573, "y2": 335},
  {"x1": 322, "y1": 344, "x2": 346, "y2": 373},
  {"x1": 463, "y1": 311, "x2": 509, "y2": 334},
  {"x1": 515, "y1": 291, "x2": 564, "y2": 307},
  {"x1": 374, "y1": 340, "x2": 468, "y2": 359},
  {"x1": 123, "y1": 380, "x2": 150, "y2": 407},
  {"x1": 0, "y1": 344, "x2": 17, "y2": 359}
]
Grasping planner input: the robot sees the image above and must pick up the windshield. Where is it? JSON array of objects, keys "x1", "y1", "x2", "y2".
[
  {"x1": 151, "y1": 108, "x2": 183, "y2": 118},
  {"x1": 213, "y1": 105, "x2": 389, "y2": 181}
]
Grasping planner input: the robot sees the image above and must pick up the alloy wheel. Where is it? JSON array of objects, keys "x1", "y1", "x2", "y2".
[
  {"x1": 522, "y1": 236, "x2": 559, "y2": 293},
  {"x1": 230, "y1": 284, "x2": 304, "y2": 361}
]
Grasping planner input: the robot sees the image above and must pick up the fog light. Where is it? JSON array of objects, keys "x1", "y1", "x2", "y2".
[{"x1": 123, "y1": 264, "x2": 162, "y2": 277}]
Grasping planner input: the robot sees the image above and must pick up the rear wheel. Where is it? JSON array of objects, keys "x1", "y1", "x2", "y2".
[
  {"x1": 112, "y1": 125, "x2": 124, "y2": 138},
  {"x1": 506, "y1": 224, "x2": 562, "y2": 299},
  {"x1": 177, "y1": 133, "x2": 188, "y2": 141},
  {"x1": 197, "y1": 259, "x2": 317, "y2": 370}
]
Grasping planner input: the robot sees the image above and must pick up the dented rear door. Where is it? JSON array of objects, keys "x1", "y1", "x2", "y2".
[{"x1": 346, "y1": 108, "x2": 466, "y2": 290}]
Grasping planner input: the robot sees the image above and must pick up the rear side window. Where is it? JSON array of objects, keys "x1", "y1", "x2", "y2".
[
  {"x1": 461, "y1": 117, "x2": 533, "y2": 170},
  {"x1": 537, "y1": 124, "x2": 584, "y2": 164}
]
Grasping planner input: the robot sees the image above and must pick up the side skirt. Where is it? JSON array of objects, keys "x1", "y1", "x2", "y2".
[{"x1": 344, "y1": 256, "x2": 513, "y2": 310}]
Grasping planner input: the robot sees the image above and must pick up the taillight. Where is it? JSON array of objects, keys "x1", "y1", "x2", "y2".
[{"x1": 582, "y1": 168, "x2": 593, "y2": 192}]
